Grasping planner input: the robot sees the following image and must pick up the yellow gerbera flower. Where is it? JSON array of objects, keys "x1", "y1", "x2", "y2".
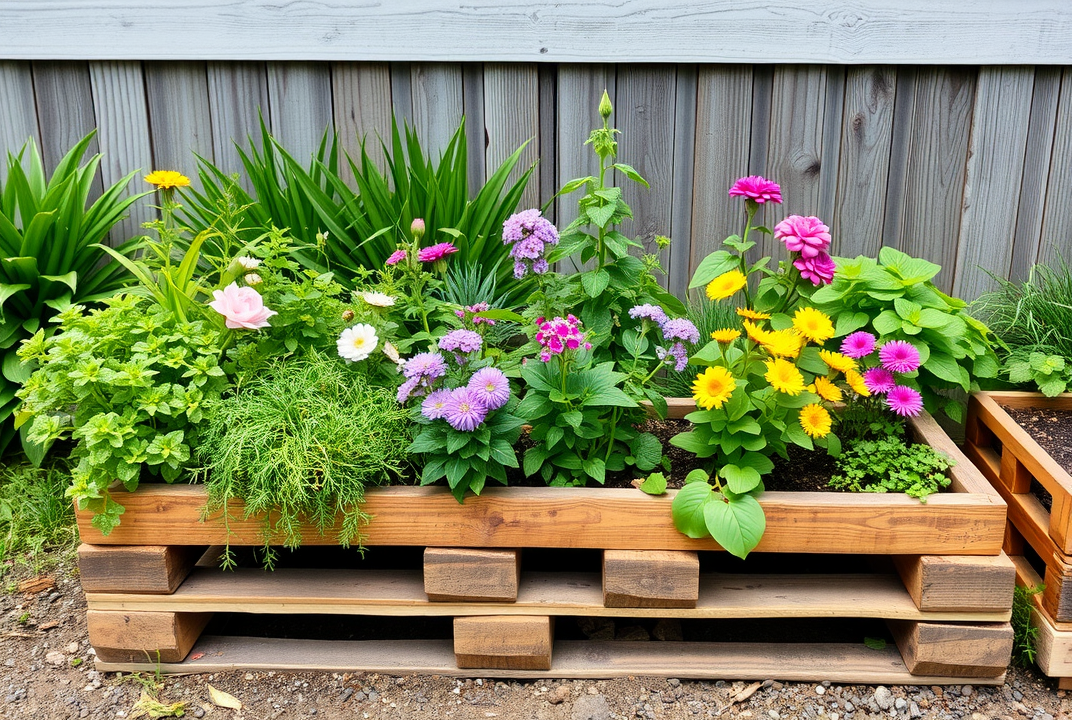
[
  {"x1": 812, "y1": 375, "x2": 843, "y2": 402},
  {"x1": 799, "y1": 404, "x2": 833, "y2": 438},
  {"x1": 693, "y1": 366, "x2": 736, "y2": 410},
  {"x1": 711, "y1": 328, "x2": 741, "y2": 344},
  {"x1": 764, "y1": 357, "x2": 806, "y2": 395},
  {"x1": 742, "y1": 320, "x2": 770, "y2": 345},
  {"x1": 761, "y1": 329, "x2": 804, "y2": 359},
  {"x1": 819, "y1": 349, "x2": 856, "y2": 373},
  {"x1": 736, "y1": 307, "x2": 772, "y2": 321},
  {"x1": 792, "y1": 307, "x2": 835, "y2": 344},
  {"x1": 843, "y1": 368, "x2": 871, "y2": 397},
  {"x1": 144, "y1": 170, "x2": 190, "y2": 189},
  {"x1": 706, "y1": 270, "x2": 748, "y2": 301}
]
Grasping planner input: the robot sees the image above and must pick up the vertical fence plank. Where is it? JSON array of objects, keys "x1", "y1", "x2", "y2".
[
  {"x1": 266, "y1": 63, "x2": 334, "y2": 166},
  {"x1": 818, "y1": 67, "x2": 846, "y2": 225},
  {"x1": 331, "y1": 62, "x2": 394, "y2": 182},
  {"x1": 668, "y1": 65, "x2": 697, "y2": 299},
  {"x1": 411, "y1": 63, "x2": 464, "y2": 159},
  {"x1": 538, "y1": 66, "x2": 557, "y2": 218},
  {"x1": 767, "y1": 66, "x2": 830, "y2": 217},
  {"x1": 462, "y1": 63, "x2": 486, "y2": 193},
  {"x1": 88, "y1": 61, "x2": 155, "y2": 244},
  {"x1": 31, "y1": 62, "x2": 102, "y2": 198},
  {"x1": 206, "y1": 62, "x2": 269, "y2": 183},
  {"x1": 747, "y1": 66, "x2": 775, "y2": 247},
  {"x1": 954, "y1": 67, "x2": 1034, "y2": 301},
  {"x1": 484, "y1": 64, "x2": 541, "y2": 211},
  {"x1": 881, "y1": 67, "x2": 916, "y2": 254},
  {"x1": 690, "y1": 66, "x2": 753, "y2": 284},
  {"x1": 144, "y1": 62, "x2": 213, "y2": 181},
  {"x1": 0, "y1": 61, "x2": 40, "y2": 180},
  {"x1": 834, "y1": 67, "x2": 896, "y2": 259},
  {"x1": 1040, "y1": 69, "x2": 1072, "y2": 269}
]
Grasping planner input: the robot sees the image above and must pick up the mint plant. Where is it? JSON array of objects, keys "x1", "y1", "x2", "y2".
[
  {"x1": 1005, "y1": 351, "x2": 1072, "y2": 396},
  {"x1": 829, "y1": 436, "x2": 953, "y2": 501}
]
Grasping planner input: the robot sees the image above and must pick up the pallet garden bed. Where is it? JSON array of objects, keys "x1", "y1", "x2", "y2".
[{"x1": 75, "y1": 405, "x2": 1016, "y2": 682}]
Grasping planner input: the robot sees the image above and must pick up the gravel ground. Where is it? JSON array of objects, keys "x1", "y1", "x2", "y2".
[{"x1": 0, "y1": 554, "x2": 1068, "y2": 720}]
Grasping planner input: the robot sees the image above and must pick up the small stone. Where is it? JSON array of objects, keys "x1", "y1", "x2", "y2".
[
  {"x1": 874, "y1": 687, "x2": 894, "y2": 711},
  {"x1": 192, "y1": 708, "x2": 205, "y2": 719},
  {"x1": 309, "y1": 709, "x2": 317, "y2": 715},
  {"x1": 816, "y1": 686, "x2": 826, "y2": 696},
  {"x1": 1013, "y1": 691, "x2": 1024, "y2": 701},
  {"x1": 822, "y1": 681, "x2": 831, "y2": 688},
  {"x1": 668, "y1": 679, "x2": 681, "y2": 687},
  {"x1": 588, "y1": 686, "x2": 599, "y2": 695},
  {"x1": 768, "y1": 711, "x2": 781, "y2": 720},
  {"x1": 548, "y1": 686, "x2": 570, "y2": 705},
  {"x1": 3, "y1": 659, "x2": 13, "y2": 667},
  {"x1": 932, "y1": 686, "x2": 944, "y2": 697},
  {"x1": 772, "y1": 682, "x2": 783, "y2": 690},
  {"x1": 44, "y1": 651, "x2": 65, "y2": 666},
  {"x1": 762, "y1": 680, "x2": 775, "y2": 689},
  {"x1": 896, "y1": 698, "x2": 908, "y2": 711},
  {"x1": 961, "y1": 685, "x2": 973, "y2": 697},
  {"x1": 368, "y1": 690, "x2": 379, "y2": 702},
  {"x1": 338, "y1": 688, "x2": 354, "y2": 703},
  {"x1": 65, "y1": 643, "x2": 78, "y2": 654},
  {"x1": 909, "y1": 702, "x2": 921, "y2": 718},
  {"x1": 354, "y1": 691, "x2": 367, "y2": 702}
]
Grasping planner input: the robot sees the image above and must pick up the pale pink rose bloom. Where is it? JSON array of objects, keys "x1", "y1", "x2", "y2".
[{"x1": 208, "y1": 282, "x2": 277, "y2": 330}]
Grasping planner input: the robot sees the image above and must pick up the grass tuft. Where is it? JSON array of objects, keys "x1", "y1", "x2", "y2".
[{"x1": 0, "y1": 460, "x2": 77, "y2": 580}]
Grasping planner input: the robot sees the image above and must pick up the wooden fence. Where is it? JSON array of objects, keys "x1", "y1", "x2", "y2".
[{"x1": 1, "y1": 60, "x2": 1071, "y2": 300}]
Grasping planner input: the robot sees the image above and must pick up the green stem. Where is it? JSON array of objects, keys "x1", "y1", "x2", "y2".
[
  {"x1": 596, "y1": 154, "x2": 609, "y2": 269},
  {"x1": 603, "y1": 407, "x2": 620, "y2": 463},
  {"x1": 739, "y1": 203, "x2": 757, "y2": 308}
]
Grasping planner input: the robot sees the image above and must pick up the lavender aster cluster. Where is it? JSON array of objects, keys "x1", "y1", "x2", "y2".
[
  {"x1": 417, "y1": 366, "x2": 511, "y2": 432},
  {"x1": 628, "y1": 304, "x2": 700, "y2": 372},
  {"x1": 397, "y1": 351, "x2": 448, "y2": 403},
  {"x1": 628, "y1": 304, "x2": 668, "y2": 325},
  {"x1": 439, "y1": 329, "x2": 484, "y2": 366},
  {"x1": 502, "y1": 209, "x2": 559, "y2": 279},
  {"x1": 661, "y1": 318, "x2": 700, "y2": 345},
  {"x1": 656, "y1": 342, "x2": 689, "y2": 372}
]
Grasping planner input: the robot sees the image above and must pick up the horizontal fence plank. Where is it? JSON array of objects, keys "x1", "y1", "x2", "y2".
[{"x1": 3, "y1": 2, "x2": 1071, "y2": 64}]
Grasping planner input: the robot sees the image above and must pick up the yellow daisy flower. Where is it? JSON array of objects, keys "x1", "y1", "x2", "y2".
[
  {"x1": 736, "y1": 307, "x2": 772, "y2": 321},
  {"x1": 711, "y1": 328, "x2": 741, "y2": 344},
  {"x1": 799, "y1": 404, "x2": 833, "y2": 438},
  {"x1": 819, "y1": 349, "x2": 856, "y2": 374},
  {"x1": 144, "y1": 170, "x2": 191, "y2": 189},
  {"x1": 706, "y1": 270, "x2": 748, "y2": 301},
  {"x1": 843, "y1": 368, "x2": 871, "y2": 397},
  {"x1": 742, "y1": 320, "x2": 770, "y2": 345},
  {"x1": 693, "y1": 366, "x2": 736, "y2": 410},
  {"x1": 812, "y1": 376, "x2": 843, "y2": 402},
  {"x1": 761, "y1": 329, "x2": 804, "y2": 359},
  {"x1": 764, "y1": 357, "x2": 806, "y2": 395},
  {"x1": 792, "y1": 307, "x2": 835, "y2": 344}
]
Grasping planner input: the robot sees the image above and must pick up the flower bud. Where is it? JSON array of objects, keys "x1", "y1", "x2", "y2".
[
  {"x1": 244, "y1": 272, "x2": 262, "y2": 286},
  {"x1": 411, "y1": 218, "x2": 426, "y2": 240},
  {"x1": 598, "y1": 90, "x2": 613, "y2": 119}
]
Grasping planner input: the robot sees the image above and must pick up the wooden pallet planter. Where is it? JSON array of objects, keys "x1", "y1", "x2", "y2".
[
  {"x1": 75, "y1": 405, "x2": 1013, "y2": 680},
  {"x1": 1010, "y1": 555, "x2": 1072, "y2": 689}
]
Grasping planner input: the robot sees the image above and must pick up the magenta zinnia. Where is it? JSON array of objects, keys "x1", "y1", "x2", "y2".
[
  {"x1": 774, "y1": 215, "x2": 831, "y2": 258},
  {"x1": 862, "y1": 367, "x2": 896, "y2": 395},
  {"x1": 794, "y1": 251, "x2": 836, "y2": 286},
  {"x1": 841, "y1": 331, "x2": 877, "y2": 359},
  {"x1": 886, "y1": 385, "x2": 924, "y2": 417},
  {"x1": 879, "y1": 340, "x2": 921, "y2": 373},
  {"x1": 417, "y1": 242, "x2": 459, "y2": 263},
  {"x1": 467, "y1": 367, "x2": 511, "y2": 410},
  {"x1": 728, "y1": 176, "x2": 782, "y2": 204},
  {"x1": 442, "y1": 388, "x2": 488, "y2": 431},
  {"x1": 385, "y1": 249, "x2": 407, "y2": 266}
]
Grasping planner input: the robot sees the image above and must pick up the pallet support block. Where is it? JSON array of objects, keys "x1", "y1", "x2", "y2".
[
  {"x1": 78, "y1": 544, "x2": 205, "y2": 594},
  {"x1": 1042, "y1": 552, "x2": 1072, "y2": 623},
  {"x1": 888, "y1": 620, "x2": 1013, "y2": 678},
  {"x1": 892, "y1": 554, "x2": 1015, "y2": 613},
  {"x1": 424, "y1": 548, "x2": 520, "y2": 602},
  {"x1": 454, "y1": 615, "x2": 553, "y2": 670},
  {"x1": 602, "y1": 550, "x2": 699, "y2": 608},
  {"x1": 88, "y1": 610, "x2": 212, "y2": 663}
]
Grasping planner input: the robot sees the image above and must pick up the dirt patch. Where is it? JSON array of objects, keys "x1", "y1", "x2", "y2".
[{"x1": 1005, "y1": 405, "x2": 1072, "y2": 471}]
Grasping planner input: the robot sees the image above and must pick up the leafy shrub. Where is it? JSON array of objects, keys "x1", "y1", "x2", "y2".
[{"x1": 829, "y1": 436, "x2": 952, "y2": 501}]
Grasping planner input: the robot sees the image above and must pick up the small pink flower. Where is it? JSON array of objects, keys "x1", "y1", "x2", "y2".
[
  {"x1": 879, "y1": 340, "x2": 922, "y2": 374},
  {"x1": 208, "y1": 282, "x2": 277, "y2": 330},
  {"x1": 386, "y1": 249, "x2": 407, "y2": 266},
  {"x1": 841, "y1": 331, "x2": 877, "y2": 359},
  {"x1": 417, "y1": 242, "x2": 459, "y2": 263},
  {"x1": 863, "y1": 367, "x2": 896, "y2": 395},
  {"x1": 887, "y1": 385, "x2": 924, "y2": 417},
  {"x1": 729, "y1": 176, "x2": 782, "y2": 204},
  {"x1": 793, "y1": 251, "x2": 836, "y2": 285},
  {"x1": 774, "y1": 215, "x2": 831, "y2": 258}
]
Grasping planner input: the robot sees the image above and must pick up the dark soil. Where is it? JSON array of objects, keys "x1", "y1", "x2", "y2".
[{"x1": 1004, "y1": 405, "x2": 1072, "y2": 471}]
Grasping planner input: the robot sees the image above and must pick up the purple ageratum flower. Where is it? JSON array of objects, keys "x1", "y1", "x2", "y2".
[
  {"x1": 863, "y1": 367, "x2": 896, "y2": 395},
  {"x1": 417, "y1": 242, "x2": 459, "y2": 263},
  {"x1": 403, "y1": 352, "x2": 448, "y2": 381},
  {"x1": 879, "y1": 340, "x2": 922, "y2": 374},
  {"x1": 661, "y1": 318, "x2": 701, "y2": 345},
  {"x1": 503, "y1": 209, "x2": 559, "y2": 278},
  {"x1": 841, "y1": 331, "x2": 877, "y2": 359},
  {"x1": 628, "y1": 304, "x2": 668, "y2": 325},
  {"x1": 794, "y1": 251, "x2": 836, "y2": 286},
  {"x1": 421, "y1": 389, "x2": 452, "y2": 420},
  {"x1": 442, "y1": 387, "x2": 488, "y2": 432},
  {"x1": 886, "y1": 385, "x2": 924, "y2": 417},
  {"x1": 532, "y1": 258, "x2": 549, "y2": 274},
  {"x1": 397, "y1": 377, "x2": 420, "y2": 404},
  {"x1": 728, "y1": 176, "x2": 783, "y2": 204},
  {"x1": 439, "y1": 329, "x2": 483, "y2": 354},
  {"x1": 467, "y1": 367, "x2": 511, "y2": 410},
  {"x1": 656, "y1": 342, "x2": 689, "y2": 372},
  {"x1": 513, "y1": 260, "x2": 527, "y2": 280},
  {"x1": 385, "y1": 249, "x2": 407, "y2": 266},
  {"x1": 774, "y1": 215, "x2": 832, "y2": 258}
]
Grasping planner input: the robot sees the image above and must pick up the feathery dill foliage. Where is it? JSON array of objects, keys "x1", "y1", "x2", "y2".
[
  {"x1": 658, "y1": 296, "x2": 741, "y2": 397},
  {"x1": 198, "y1": 350, "x2": 411, "y2": 566},
  {"x1": 973, "y1": 256, "x2": 1072, "y2": 360}
]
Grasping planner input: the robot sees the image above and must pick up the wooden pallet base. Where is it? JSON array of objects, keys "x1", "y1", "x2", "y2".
[{"x1": 1012, "y1": 555, "x2": 1072, "y2": 685}]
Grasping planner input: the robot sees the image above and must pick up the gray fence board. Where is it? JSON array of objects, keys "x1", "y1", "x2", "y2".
[
  {"x1": 330, "y1": 62, "x2": 394, "y2": 182},
  {"x1": 144, "y1": 62, "x2": 214, "y2": 181},
  {"x1": 667, "y1": 65, "x2": 697, "y2": 299},
  {"x1": 31, "y1": 61, "x2": 102, "y2": 199},
  {"x1": 483, "y1": 64, "x2": 541, "y2": 211},
  {"x1": 0, "y1": 61, "x2": 39, "y2": 181},
  {"x1": 1040, "y1": 69, "x2": 1072, "y2": 269},
  {"x1": 410, "y1": 63, "x2": 464, "y2": 159},
  {"x1": 462, "y1": 63, "x2": 485, "y2": 194},
  {"x1": 266, "y1": 63, "x2": 334, "y2": 167},
  {"x1": 206, "y1": 62, "x2": 269, "y2": 184}
]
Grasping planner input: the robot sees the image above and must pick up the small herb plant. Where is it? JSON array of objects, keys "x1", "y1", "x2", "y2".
[
  {"x1": 1005, "y1": 350, "x2": 1072, "y2": 397},
  {"x1": 829, "y1": 436, "x2": 952, "y2": 501},
  {"x1": 1012, "y1": 583, "x2": 1044, "y2": 667}
]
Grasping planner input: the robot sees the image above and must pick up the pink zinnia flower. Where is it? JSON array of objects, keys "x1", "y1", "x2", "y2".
[
  {"x1": 879, "y1": 340, "x2": 921, "y2": 374},
  {"x1": 793, "y1": 252, "x2": 836, "y2": 285},
  {"x1": 774, "y1": 215, "x2": 831, "y2": 258},
  {"x1": 208, "y1": 282, "x2": 277, "y2": 330},
  {"x1": 886, "y1": 385, "x2": 924, "y2": 417},
  {"x1": 728, "y1": 176, "x2": 782, "y2": 204},
  {"x1": 841, "y1": 331, "x2": 877, "y2": 359},
  {"x1": 385, "y1": 249, "x2": 407, "y2": 266},
  {"x1": 417, "y1": 242, "x2": 459, "y2": 263},
  {"x1": 863, "y1": 367, "x2": 896, "y2": 395}
]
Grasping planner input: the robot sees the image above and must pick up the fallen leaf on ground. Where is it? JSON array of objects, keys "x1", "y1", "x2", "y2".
[
  {"x1": 731, "y1": 682, "x2": 762, "y2": 704},
  {"x1": 38, "y1": 620, "x2": 60, "y2": 630},
  {"x1": 208, "y1": 684, "x2": 243, "y2": 710},
  {"x1": 129, "y1": 692, "x2": 186, "y2": 719},
  {"x1": 17, "y1": 576, "x2": 53, "y2": 594}
]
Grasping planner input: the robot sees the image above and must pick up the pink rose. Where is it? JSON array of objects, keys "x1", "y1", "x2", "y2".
[{"x1": 208, "y1": 282, "x2": 277, "y2": 329}]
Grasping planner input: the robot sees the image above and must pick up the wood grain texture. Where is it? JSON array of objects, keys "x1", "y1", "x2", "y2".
[
  {"x1": 87, "y1": 610, "x2": 211, "y2": 664},
  {"x1": 265, "y1": 62, "x2": 333, "y2": 166},
  {"x1": 206, "y1": 62, "x2": 269, "y2": 182},
  {"x1": 6, "y1": 2, "x2": 1071, "y2": 64},
  {"x1": 461, "y1": 63, "x2": 485, "y2": 193},
  {"x1": 0, "y1": 61, "x2": 40, "y2": 180},
  {"x1": 668, "y1": 65, "x2": 697, "y2": 299},
  {"x1": 1039, "y1": 67, "x2": 1072, "y2": 269},
  {"x1": 537, "y1": 65, "x2": 557, "y2": 223},
  {"x1": 892, "y1": 554, "x2": 1015, "y2": 614},
  {"x1": 423, "y1": 548, "x2": 520, "y2": 602},
  {"x1": 602, "y1": 550, "x2": 699, "y2": 608},
  {"x1": 454, "y1": 615, "x2": 553, "y2": 670},
  {"x1": 143, "y1": 62, "x2": 213, "y2": 176},
  {"x1": 953, "y1": 67, "x2": 1034, "y2": 301},
  {"x1": 87, "y1": 61, "x2": 155, "y2": 244},
  {"x1": 410, "y1": 63, "x2": 464, "y2": 159},
  {"x1": 483, "y1": 64, "x2": 541, "y2": 210},
  {"x1": 889, "y1": 620, "x2": 1013, "y2": 677},
  {"x1": 1044, "y1": 555, "x2": 1072, "y2": 623},
  {"x1": 330, "y1": 62, "x2": 393, "y2": 180},
  {"x1": 30, "y1": 62, "x2": 102, "y2": 196},
  {"x1": 78, "y1": 544, "x2": 204, "y2": 595},
  {"x1": 904, "y1": 405, "x2": 1001, "y2": 497}
]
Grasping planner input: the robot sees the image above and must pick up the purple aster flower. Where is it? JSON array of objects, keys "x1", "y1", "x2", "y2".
[
  {"x1": 886, "y1": 385, "x2": 924, "y2": 417},
  {"x1": 661, "y1": 318, "x2": 701, "y2": 345},
  {"x1": 439, "y1": 329, "x2": 483, "y2": 354},
  {"x1": 863, "y1": 367, "x2": 896, "y2": 395},
  {"x1": 421, "y1": 389, "x2": 452, "y2": 420},
  {"x1": 502, "y1": 209, "x2": 558, "y2": 279},
  {"x1": 656, "y1": 342, "x2": 689, "y2": 372},
  {"x1": 442, "y1": 387, "x2": 488, "y2": 432},
  {"x1": 403, "y1": 352, "x2": 448, "y2": 381},
  {"x1": 397, "y1": 377, "x2": 420, "y2": 404},
  {"x1": 467, "y1": 367, "x2": 511, "y2": 410},
  {"x1": 532, "y1": 258, "x2": 549, "y2": 274},
  {"x1": 879, "y1": 340, "x2": 921, "y2": 374},
  {"x1": 841, "y1": 331, "x2": 877, "y2": 359},
  {"x1": 628, "y1": 304, "x2": 668, "y2": 325},
  {"x1": 385, "y1": 249, "x2": 407, "y2": 266},
  {"x1": 417, "y1": 242, "x2": 459, "y2": 263}
]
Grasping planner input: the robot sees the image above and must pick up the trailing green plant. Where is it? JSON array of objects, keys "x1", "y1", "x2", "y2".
[
  {"x1": 1012, "y1": 582, "x2": 1044, "y2": 668},
  {"x1": 0, "y1": 460, "x2": 77, "y2": 577},
  {"x1": 197, "y1": 350, "x2": 411, "y2": 566},
  {"x1": 0, "y1": 133, "x2": 146, "y2": 456},
  {"x1": 828, "y1": 436, "x2": 952, "y2": 501}
]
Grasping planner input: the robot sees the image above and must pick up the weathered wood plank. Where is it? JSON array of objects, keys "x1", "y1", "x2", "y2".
[
  {"x1": 423, "y1": 548, "x2": 520, "y2": 602},
  {"x1": 953, "y1": 67, "x2": 1034, "y2": 301},
  {"x1": 537, "y1": 65, "x2": 557, "y2": 221},
  {"x1": 602, "y1": 550, "x2": 699, "y2": 608},
  {"x1": 1039, "y1": 67, "x2": 1072, "y2": 269},
  {"x1": 30, "y1": 61, "x2": 102, "y2": 197},
  {"x1": 0, "y1": 61, "x2": 40, "y2": 179},
  {"x1": 410, "y1": 63, "x2": 464, "y2": 158},
  {"x1": 7, "y1": 2, "x2": 1072, "y2": 65},
  {"x1": 892, "y1": 554, "x2": 1015, "y2": 614},
  {"x1": 143, "y1": 62, "x2": 213, "y2": 177},
  {"x1": 265, "y1": 62, "x2": 334, "y2": 166},
  {"x1": 330, "y1": 62, "x2": 394, "y2": 180},
  {"x1": 667, "y1": 65, "x2": 697, "y2": 299},
  {"x1": 483, "y1": 64, "x2": 541, "y2": 210},
  {"x1": 78, "y1": 544, "x2": 204, "y2": 595},
  {"x1": 889, "y1": 620, "x2": 1013, "y2": 678},
  {"x1": 461, "y1": 63, "x2": 485, "y2": 193},
  {"x1": 206, "y1": 62, "x2": 269, "y2": 184},
  {"x1": 454, "y1": 615, "x2": 553, "y2": 670},
  {"x1": 88, "y1": 610, "x2": 212, "y2": 664}
]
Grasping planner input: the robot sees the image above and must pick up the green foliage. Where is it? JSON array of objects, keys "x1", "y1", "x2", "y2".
[
  {"x1": 0, "y1": 460, "x2": 77, "y2": 577},
  {"x1": 17, "y1": 295, "x2": 229, "y2": 534},
  {"x1": 671, "y1": 468, "x2": 766, "y2": 560},
  {"x1": 0, "y1": 133, "x2": 146, "y2": 455},
  {"x1": 198, "y1": 350, "x2": 411, "y2": 565},
  {"x1": 659, "y1": 296, "x2": 741, "y2": 397},
  {"x1": 1006, "y1": 351, "x2": 1072, "y2": 396},
  {"x1": 829, "y1": 436, "x2": 953, "y2": 501},
  {"x1": 802, "y1": 247, "x2": 999, "y2": 422},
  {"x1": 637, "y1": 472, "x2": 667, "y2": 495},
  {"x1": 1012, "y1": 583, "x2": 1043, "y2": 667}
]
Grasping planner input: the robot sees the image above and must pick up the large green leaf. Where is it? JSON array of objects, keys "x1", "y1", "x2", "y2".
[
  {"x1": 703, "y1": 493, "x2": 766, "y2": 559},
  {"x1": 672, "y1": 481, "x2": 713, "y2": 539}
]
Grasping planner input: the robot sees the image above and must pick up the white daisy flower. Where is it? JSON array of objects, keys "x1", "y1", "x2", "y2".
[
  {"x1": 244, "y1": 272, "x2": 262, "y2": 286},
  {"x1": 236, "y1": 256, "x2": 261, "y2": 270},
  {"x1": 360, "y1": 291, "x2": 395, "y2": 307},
  {"x1": 337, "y1": 324, "x2": 379, "y2": 362}
]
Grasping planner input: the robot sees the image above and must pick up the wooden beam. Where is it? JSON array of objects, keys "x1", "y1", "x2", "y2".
[
  {"x1": 892, "y1": 554, "x2": 1015, "y2": 614},
  {"x1": 87, "y1": 610, "x2": 212, "y2": 664},
  {"x1": 888, "y1": 620, "x2": 1013, "y2": 678},
  {"x1": 423, "y1": 548, "x2": 520, "y2": 602},
  {"x1": 454, "y1": 616, "x2": 553, "y2": 670},
  {"x1": 1012, "y1": 554, "x2": 1072, "y2": 679},
  {"x1": 602, "y1": 550, "x2": 699, "y2": 608},
  {"x1": 78, "y1": 544, "x2": 204, "y2": 594}
]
